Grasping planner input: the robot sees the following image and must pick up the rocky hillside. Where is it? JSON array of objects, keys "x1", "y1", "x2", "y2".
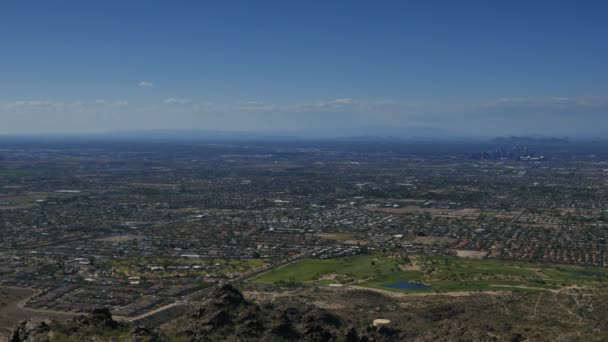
[
  {"x1": 171, "y1": 284, "x2": 398, "y2": 341},
  {"x1": 6, "y1": 284, "x2": 608, "y2": 341},
  {"x1": 6, "y1": 285, "x2": 398, "y2": 341}
]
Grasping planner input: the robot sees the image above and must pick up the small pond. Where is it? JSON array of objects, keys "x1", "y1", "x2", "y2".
[{"x1": 382, "y1": 280, "x2": 432, "y2": 290}]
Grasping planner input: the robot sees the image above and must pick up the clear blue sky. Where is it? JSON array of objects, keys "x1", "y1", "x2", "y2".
[{"x1": 1, "y1": 0, "x2": 607, "y2": 136}]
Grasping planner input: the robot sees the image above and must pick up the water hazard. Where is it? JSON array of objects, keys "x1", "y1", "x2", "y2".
[{"x1": 382, "y1": 280, "x2": 432, "y2": 290}]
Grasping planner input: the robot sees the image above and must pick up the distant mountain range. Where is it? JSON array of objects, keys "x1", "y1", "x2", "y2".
[
  {"x1": 90, "y1": 126, "x2": 467, "y2": 141},
  {"x1": 492, "y1": 136, "x2": 570, "y2": 144},
  {"x1": 0, "y1": 127, "x2": 584, "y2": 143}
]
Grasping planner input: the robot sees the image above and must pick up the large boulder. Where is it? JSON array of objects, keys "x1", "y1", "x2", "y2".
[{"x1": 9, "y1": 320, "x2": 51, "y2": 342}]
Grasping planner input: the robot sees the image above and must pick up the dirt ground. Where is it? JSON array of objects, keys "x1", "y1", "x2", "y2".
[
  {"x1": 453, "y1": 249, "x2": 489, "y2": 258},
  {"x1": 0, "y1": 287, "x2": 73, "y2": 339},
  {"x1": 95, "y1": 234, "x2": 143, "y2": 243},
  {"x1": 0, "y1": 287, "x2": 35, "y2": 337},
  {"x1": 368, "y1": 205, "x2": 519, "y2": 220},
  {"x1": 411, "y1": 236, "x2": 457, "y2": 245}
]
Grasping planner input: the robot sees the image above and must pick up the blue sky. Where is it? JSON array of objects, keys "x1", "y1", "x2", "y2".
[{"x1": 1, "y1": 0, "x2": 607, "y2": 136}]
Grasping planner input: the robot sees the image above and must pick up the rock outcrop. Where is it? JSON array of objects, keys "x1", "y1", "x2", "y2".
[
  {"x1": 8, "y1": 284, "x2": 404, "y2": 341},
  {"x1": 8, "y1": 320, "x2": 51, "y2": 342},
  {"x1": 177, "y1": 284, "x2": 368, "y2": 341}
]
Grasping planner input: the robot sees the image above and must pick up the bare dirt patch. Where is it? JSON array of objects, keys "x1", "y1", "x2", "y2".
[
  {"x1": 399, "y1": 256, "x2": 421, "y2": 271},
  {"x1": 412, "y1": 236, "x2": 457, "y2": 245},
  {"x1": 0, "y1": 287, "x2": 35, "y2": 338},
  {"x1": 453, "y1": 249, "x2": 489, "y2": 259},
  {"x1": 317, "y1": 273, "x2": 339, "y2": 281},
  {"x1": 0, "y1": 286, "x2": 75, "y2": 339},
  {"x1": 95, "y1": 234, "x2": 143, "y2": 243},
  {"x1": 316, "y1": 233, "x2": 354, "y2": 241},
  {"x1": 243, "y1": 290, "x2": 298, "y2": 303},
  {"x1": 348, "y1": 285, "x2": 505, "y2": 298},
  {"x1": 311, "y1": 301, "x2": 346, "y2": 310}
]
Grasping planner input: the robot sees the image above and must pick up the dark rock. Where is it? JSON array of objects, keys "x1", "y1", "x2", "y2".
[
  {"x1": 191, "y1": 306, "x2": 207, "y2": 319},
  {"x1": 269, "y1": 318, "x2": 300, "y2": 340},
  {"x1": 129, "y1": 326, "x2": 159, "y2": 341},
  {"x1": 262, "y1": 302, "x2": 276, "y2": 310},
  {"x1": 282, "y1": 307, "x2": 304, "y2": 322},
  {"x1": 237, "y1": 308, "x2": 265, "y2": 332},
  {"x1": 204, "y1": 309, "x2": 232, "y2": 328},
  {"x1": 422, "y1": 304, "x2": 464, "y2": 322},
  {"x1": 130, "y1": 326, "x2": 152, "y2": 336},
  {"x1": 246, "y1": 318, "x2": 265, "y2": 330},
  {"x1": 303, "y1": 310, "x2": 342, "y2": 328},
  {"x1": 345, "y1": 326, "x2": 360, "y2": 342},
  {"x1": 75, "y1": 307, "x2": 119, "y2": 329},
  {"x1": 510, "y1": 333, "x2": 525, "y2": 342},
  {"x1": 376, "y1": 325, "x2": 398, "y2": 336},
  {"x1": 209, "y1": 284, "x2": 246, "y2": 307},
  {"x1": 9, "y1": 319, "x2": 50, "y2": 342},
  {"x1": 302, "y1": 323, "x2": 335, "y2": 342}
]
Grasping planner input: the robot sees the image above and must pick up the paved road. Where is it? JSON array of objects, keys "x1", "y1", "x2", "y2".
[
  {"x1": 14, "y1": 289, "x2": 79, "y2": 319},
  {"x1": 118, "y1": 301, "x2": 183, "y2": 323},
  {"x1": 510, "y1": 208, "x2": 527, "y2": 223},
  {"x1": 126, "y1": 247, "x2": 323, "y2": 324},
  {"x1": 14, "y1": 248, "x2": 322, "y2": 326}
]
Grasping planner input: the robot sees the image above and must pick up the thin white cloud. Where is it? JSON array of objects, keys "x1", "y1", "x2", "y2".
[
  {"x1": 314, "y1": 98, "x2": 360, "y2": 108},
  {"x1": 288, "y1": 98, "x2": 366, "y2": 112},
  {"x1": 156, "y1": 98, "x2": 388, "y2": 113},
  {"x1": 1, "y1": 99, "x2": 128, "y2": 111},
  {"x1": 109, "y1": 100, "x2": 129, "y2": 107},
  {"x1": 243, "y1": 101, "x2": 266, "y2": 106},
  {"x1": 2, "y1": 100, "x2": 83, "y2": 111},
  {"x1": 138, "y1": 81, "x2": 154, "y2": 87},
  {"x1": 91, "y1": 99, "x2": 128, "y2": 107},
  {"x1": 373, "y1": 99, "x2": 397, "y2": 105},
  {"x1": 486, "y1": 96, "x2": 608, "y2": 109},
  {"x1": 8, "y1": 96, "x2": 605, "y2": 117},
  {"x1": 163, "y1": 97, "x2": 192, "y2": 105},
  {"x1": 4, "y1": 95, "x2": 606, "y2": 136}
]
